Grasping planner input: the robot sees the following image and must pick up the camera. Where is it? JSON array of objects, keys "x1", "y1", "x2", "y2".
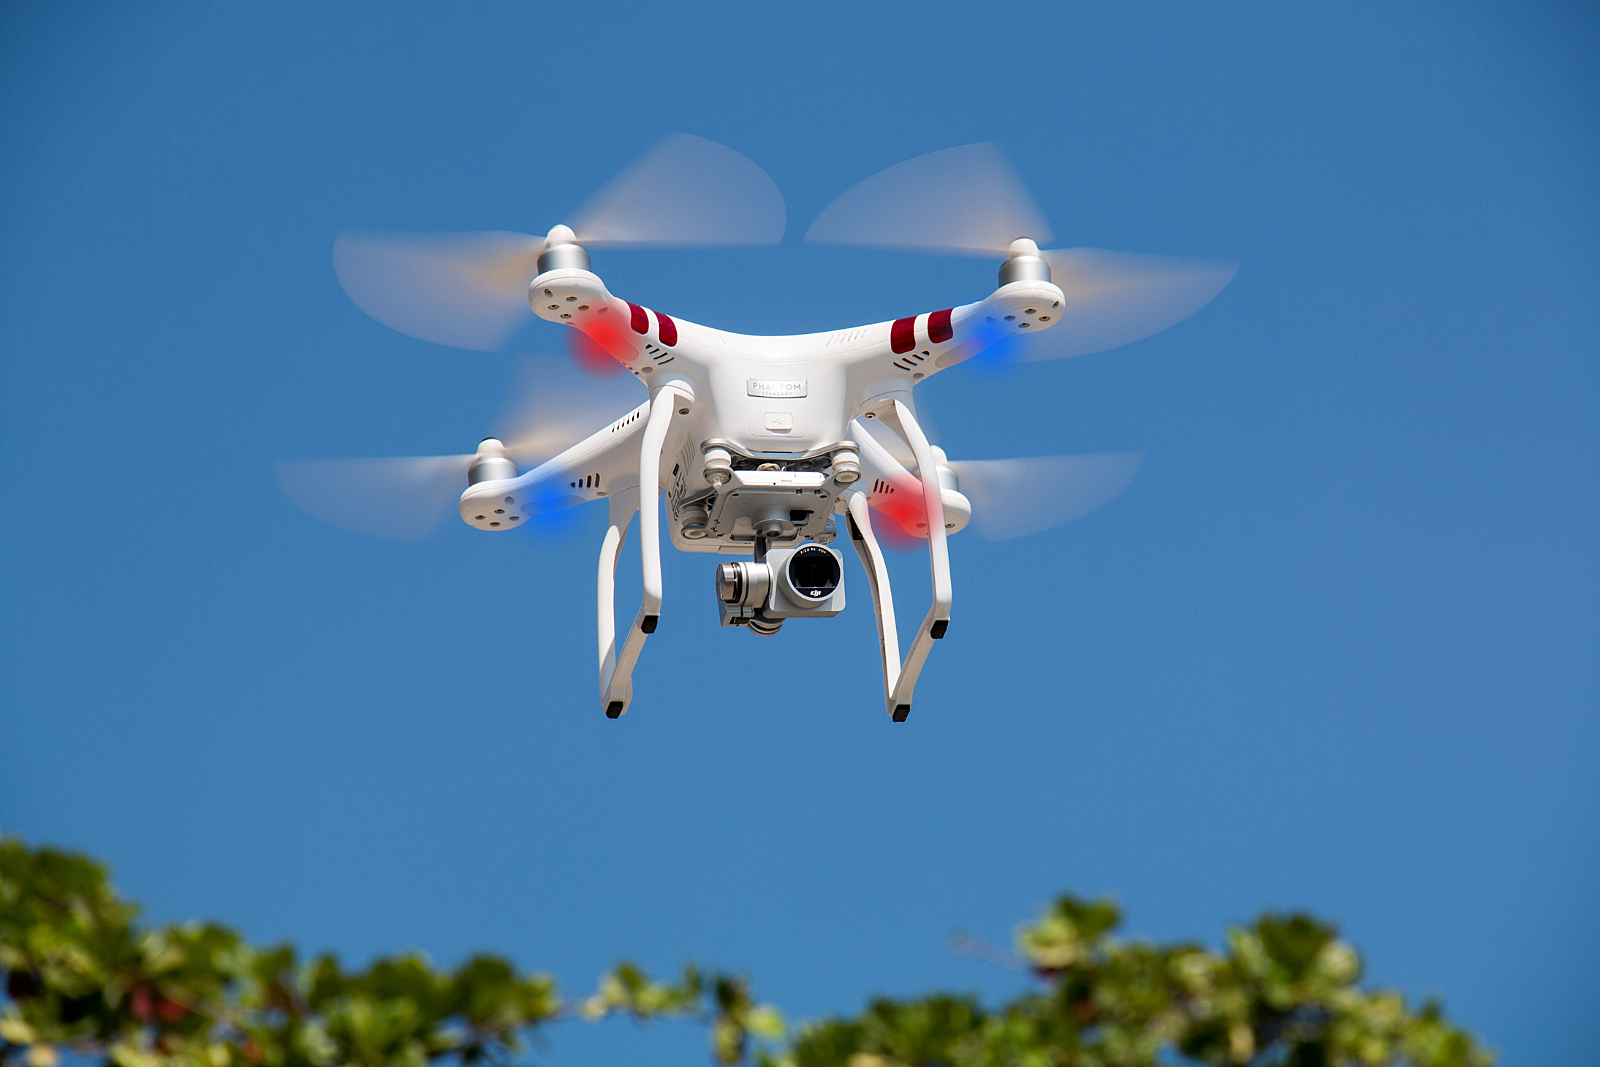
[{"x1": 716, "y1": 541, "x2": 846, "y2": 634}]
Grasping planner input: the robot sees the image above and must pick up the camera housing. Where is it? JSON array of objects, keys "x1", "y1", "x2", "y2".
[{"x1": 716, "y1": 541, "x2": 846, "y2": 630}]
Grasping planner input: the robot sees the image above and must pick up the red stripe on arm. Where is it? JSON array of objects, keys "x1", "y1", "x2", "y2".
[
  {"x1": 890, "y1": 316, "x2": 916, "y2": 354},
  {"x1": 655, "y1": 312, "x2": 678, "y2": 347},
  {"x1": 628, "y1": 302, "x2": 649, "y2": 334},
  {"x1": 928, "y1": 308, "x2": 953, "y2": 343}
]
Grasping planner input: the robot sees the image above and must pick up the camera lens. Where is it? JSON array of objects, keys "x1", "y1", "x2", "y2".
[{"x1": 787, "y1": 545, "x2": 841, "y2": 599}]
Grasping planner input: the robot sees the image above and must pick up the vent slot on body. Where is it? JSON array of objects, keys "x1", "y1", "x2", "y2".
[{"x1": 892, "y1": 349, "x2": 931, "y2": 372}]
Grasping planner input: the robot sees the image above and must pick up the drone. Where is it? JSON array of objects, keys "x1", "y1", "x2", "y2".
[{"x1": 279, "y1": 136, "x2": 1235, "y2": 720}]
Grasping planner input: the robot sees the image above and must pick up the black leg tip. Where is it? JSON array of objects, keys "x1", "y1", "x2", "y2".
[
  {"x1": 605, "y1": 701, "x2": 625, "y2": 719},
  {"x1": 892, "y1": 704, "x2": 911, "y2": 722},
  {"x1": 641, "y1": 615, "x2": 659, "y2": 634}
]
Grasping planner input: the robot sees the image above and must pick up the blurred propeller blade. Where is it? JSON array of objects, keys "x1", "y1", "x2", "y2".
[
  {"x1": 1018, "y1": 250, "x2": 1237, "y2": 361},
  {"x1": 948, "y1": 453, "x2": 1143, "y2": 540},
  {"x1": 333, "y1": 136, "x2": 781, "y2": 348},
  {"x1": 333, "y1": 231, "x2": 543, "y2": 351},
  {"x1": 568, "y1": 133, "x2": 785, "y2": 247},
  {"x1": 276, "y1": 454, "x2": 475, "y2": 541},
  {"x1": 803, "y1": 143, "x2": 1234, "y2": 359},
  {"x1": 280, "y1": 358, "x2": 642, "y2": 541},
  {"x1": 806, "y1": 143, "x2": 1052, "y2": 255},
  {"x1": 493, "y1": 356, "x2": 645, "y2": 464}
]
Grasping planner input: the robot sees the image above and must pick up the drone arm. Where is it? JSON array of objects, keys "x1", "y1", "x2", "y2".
[
  {"x1": 843, "y1": 489, "x2": 903, "y2": 717},
  {"x1": 598, "y1": 383, "x2": 690, "y2": 718}
]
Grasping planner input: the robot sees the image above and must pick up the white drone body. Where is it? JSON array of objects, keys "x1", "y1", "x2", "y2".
[{"x1": 282, "y1": 137, "x2": 1236, "y2": 720}]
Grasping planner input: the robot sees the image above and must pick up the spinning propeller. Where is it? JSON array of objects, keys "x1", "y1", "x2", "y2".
[
  {"x1": 806, "y1": 143, "x2": 1237, "y2": 361},
  {"x1": 948, "y1": 454, "x2": 1143, "y2": 541},
  {"x1": 277, "y1": 359, "x2": 644, "y2": 541},
  {"x1": 333, "y1": 133, "x2": 786, "y2": 352},
  {"x1": 852, "y1": 415, "x2": 1142, "y2": 543}
]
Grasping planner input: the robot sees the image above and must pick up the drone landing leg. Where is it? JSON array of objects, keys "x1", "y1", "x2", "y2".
[
  {"x1": 877, "y1": 399, "x2": 953, "y2": 720},
  {"x1": 598, "y1": 392, "x2": 680, "y2": 718},
  {"x1": 844, "y1": 490, "x2": 904, "y2": 718},
  {"x1": 596, "y1": 485, "x2": 640, "y2": 717}
]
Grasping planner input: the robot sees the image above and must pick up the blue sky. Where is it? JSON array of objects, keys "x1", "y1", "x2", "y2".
[{"x1": 1, "y1": 3, "x2": 1595, "y2": 1065}]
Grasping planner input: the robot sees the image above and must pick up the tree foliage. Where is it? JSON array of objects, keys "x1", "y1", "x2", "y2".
[
  {"x1": 781, "y1": 896, "x2": 1488, "y2": 1067},
  {"x1": 0, "y1": 838, "x2": 1488, "y2": 1067}
]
